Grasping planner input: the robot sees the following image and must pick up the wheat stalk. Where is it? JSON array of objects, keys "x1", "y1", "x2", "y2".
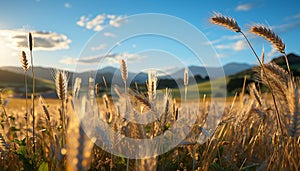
[
  {"x1": 287, "y1": 83, "x2": 300, "y2": 137},
  {"x1": 210, "y1": 13, "x2": 241, "y2": 32},
  {"x1": 102, "y1": 76, "x2": 108, "y2": 93},
  {"x1": 21, "y1": 51, "x2": 29, "y2": 144},
  {"x1": 210, "y1": 12, "x2": 284, "y2": 135},
  {"x1": 21, "y1": 51, "x2": 29, "y2": 71},
  {"x1": 95, "y1": 83, "x2": 99, "y2": 98},
  {"x1": 56, "y1": 71, "x2": 67, "y2": 101},
  {"x1": 248, "y1": 83, "x2": 262, "y2": 107},
  {"x1": 147, "y1": 71, "x2": 158, "y2": 102},
  {"x1": 129, "y1": 89, "x2": 151, "y2": 111},
  {"x1": 28, "y1": 32, "x2": 36, "y2": 153},
  {"x1": 39, "y1": 96, "x2": 50, "y2": 122},
  {"x1": 0, "y1": 90, "x2": 7, "y2": 118},
  {"x1": 250, "y1": 25, "x2": 285, "y2": 53},
  {"x1": 184, "y1": 67, "x2": 189, "y2": 103},
  {"x1": 55, "y1": 70, "x2": 68, "y2": 146},
  {"x1": 120, "y1": 59, "x2": 128, "y2": 86},
  {"x1": 250, "y1": 25, "x2": 290, "y2": 74}
]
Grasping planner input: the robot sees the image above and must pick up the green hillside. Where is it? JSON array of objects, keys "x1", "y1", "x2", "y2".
[{"x1": 0, "y1": 69, "x2": 55, "y2": 93}]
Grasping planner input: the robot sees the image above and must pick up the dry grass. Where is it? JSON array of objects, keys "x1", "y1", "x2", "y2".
[
  {"x1": 0, "y1": 13, "x2": 299, "y2": 171},
  {"x1": 209, "y1": 13, "x2": 241, "y2": 32},
  {"x1": 250, "y1": 25, "x2": 285, "y2": 53}
]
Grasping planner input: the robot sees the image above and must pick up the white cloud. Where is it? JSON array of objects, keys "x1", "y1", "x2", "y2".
[
  {"x1": 109, "y1": 16, "x2": 124, "y2": 27},
  {"x1": 103, "y1": 32, "x2": 116, "y2": 38},
  {"x1": 215, "y1": 40, "x2": 247, "y2": 51},
  {"x1": 76, "y1": 14, "x2": 126, "y2": 31},
  {"x1": 91, "y1": 44, "x2": 106, "y2": 51},
  {"x1": 64, "y1": 2, "x2": 71, "y2": 8},
  {"x1": 0, "y1": 29, "x2": 71, "y2": 51},
  {"x1": 209, "y1": 34, "x2": 244, "y2": 45},
  {"x1": 76, "y1": 16, "x2": 89, "y2": 27},
  {"x1": 235, "y1": 3, "x2": 256, "y2": 11},
  {"x1": 60, "y1": 53, "x2": 144, "y2": 65},
  {"x1": 233, "y1": 40, "x2": 247, "y2": 51}
]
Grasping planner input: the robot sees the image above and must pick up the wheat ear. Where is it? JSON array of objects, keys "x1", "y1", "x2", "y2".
[
  {"x1": 120, "y1": 59, "x2": 128, "y2": 93},
  {"x1": 210, "y1": 13, "x2": 241, "y2": 32},
  {"x1": 210, "y1": 12, "x2": 284, "y2": 135},
  {"x1": 250, "y1": 25, "x2": 290, "y2": 74},
  {"x1": 56, "y1": 70, "x2": 68, "y2": 146}
]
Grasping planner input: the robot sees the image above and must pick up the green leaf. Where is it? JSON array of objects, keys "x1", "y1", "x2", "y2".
[{"x1": 38, "y1": 162, "x2": 48, "y2": 171}]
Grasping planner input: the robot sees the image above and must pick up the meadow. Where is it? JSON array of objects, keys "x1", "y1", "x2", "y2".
[{"x1": 1, "y1": 13, "x2": 300, "y2": 171}]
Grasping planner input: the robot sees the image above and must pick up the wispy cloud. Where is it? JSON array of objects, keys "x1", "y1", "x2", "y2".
[
  {"x1": 209, "y1": 35, "x2": 244, "y2": 45},
  {"x1": 91, "y1": 44, "x2": 106, "y2": 51},
  {"x1": 215, "y1": 53, "x2": 228, "y2": 58},
  {"x1": 0, "y1": 29, "x2": 71, "y2": 51},
  {"x1": 215, "y1": 40, "x2": 247, "y2": 51},
  {"x1": 64, "y1": 2, "x2": 71, "y2": 8},
  {"x1": 285, "y1": 13, "x2": 300, "y2": 20},
  {"x1": 235, "y1": 3, "x2": 256, "y2": 11},
  {"x1": 60, "y1": 53, "x2": 144, "y2": 65},
  {"x1": 76, "y1": 14, "x2": 126, "y2": 31},
  {"x1": 103, "y1": 32, "x2": 116, "y2": 38},
  {"x1": 272, "y1": 21, "x2": 300, "y2": 33}
]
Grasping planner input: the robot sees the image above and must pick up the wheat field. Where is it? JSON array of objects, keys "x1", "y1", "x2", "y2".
[{"x1": 0, "y1": 13, "x2": 300, "y2": 171}]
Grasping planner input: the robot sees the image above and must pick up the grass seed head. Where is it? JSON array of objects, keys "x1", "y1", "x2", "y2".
[
  {"x1": 55, "y1": 71, "x2": 67, "y2": 100},
  {"x1": 21, "y1": 51, "x2": 29, "y2": 71},
  {"x1": 28, "y1": 32, "x2": 33, "y2": 51},
  {"x1": 210, "y1": 13, "x2": 241, "y2": 32},
  {"x1": 250, "y1": 25, "x2": 285, "y2": 53}
]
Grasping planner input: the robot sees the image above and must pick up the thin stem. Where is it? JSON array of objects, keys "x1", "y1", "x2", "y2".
[
  {"x1": 184, "y1": 85, "x2": 187, "y2": 103},
  {"x1": 30, "y1": 50, "x2": 36, "y2": 153},
  {"x1": 241, "y1": 32, "x2": 263, "y2": 65},
  {"x1": 61, "y1": 99, "x2": 65, "y2": 146},
  {"x1": 1, "y1": 105, "x2": 7, "y2": 118},
  {"x1": 25, "y1": 73, "x2": 29, "y2": 145},
  {"x1": 283, "y1": 53, "x2": 291, "y2": 75},
  {"x1": 126, "y1": 158, "x2": 129, "y2": 171},
  {"x1": 241, "y1": 31, "x2": 284, "y2": 135}
]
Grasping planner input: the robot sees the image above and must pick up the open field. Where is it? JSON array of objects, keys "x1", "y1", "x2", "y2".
[{"x1": 1, "y1": 11, "x2": 300, "y2": 171}]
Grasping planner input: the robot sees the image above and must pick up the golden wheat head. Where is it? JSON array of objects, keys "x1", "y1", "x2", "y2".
[
  {"x1": 56, "y1": 71, "x2": 67, "y2": 100},
  {"x1": 120, "y1": 59, "x2": 128, "y2": 82},
  {"x1": 184, "y1": 67, "x2": 189, "y2": 86},
  {"x1": 210, "y1": 13, "x2": 241, "y2": 32},
  {"x1": 21, "y1": 51, "x2": 29, "y2": 71},
  {"x1": 250, "y1": 25, "x2": 285, "y2": 53}
]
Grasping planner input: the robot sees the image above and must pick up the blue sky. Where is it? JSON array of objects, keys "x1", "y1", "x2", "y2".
[{"x1": 0, "y1": 0, "x2": 300, "y2": 73}]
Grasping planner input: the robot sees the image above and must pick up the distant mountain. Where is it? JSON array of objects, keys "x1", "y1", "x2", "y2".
[
  {"x1": 170, "y1": 63, "x2": 253, "y2": 79},
  {"x1": 0, "y1": 62, "x2": 253, "y2": 90},
  {"x1": 2, "y1": 53, "x2": 298, "y2": 95}
]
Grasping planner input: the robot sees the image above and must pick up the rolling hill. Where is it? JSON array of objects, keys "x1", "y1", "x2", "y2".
[
  {"x1": 168, "y1": 63, "x2": 252, "y2": 79},
  {"x1": 0, "y1": 69, "x2": 54, "y2": 93},
  {"x1": 0, "y1": 53, "x2": 298, "y2": 97},
  {"x1": 226, "y1": 53, "x2": 300, "y2": 93}
]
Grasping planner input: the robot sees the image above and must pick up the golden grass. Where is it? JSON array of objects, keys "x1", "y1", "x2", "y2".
[{"x1": 1, "y1": 14, "x2": 300, "y2": 170}]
